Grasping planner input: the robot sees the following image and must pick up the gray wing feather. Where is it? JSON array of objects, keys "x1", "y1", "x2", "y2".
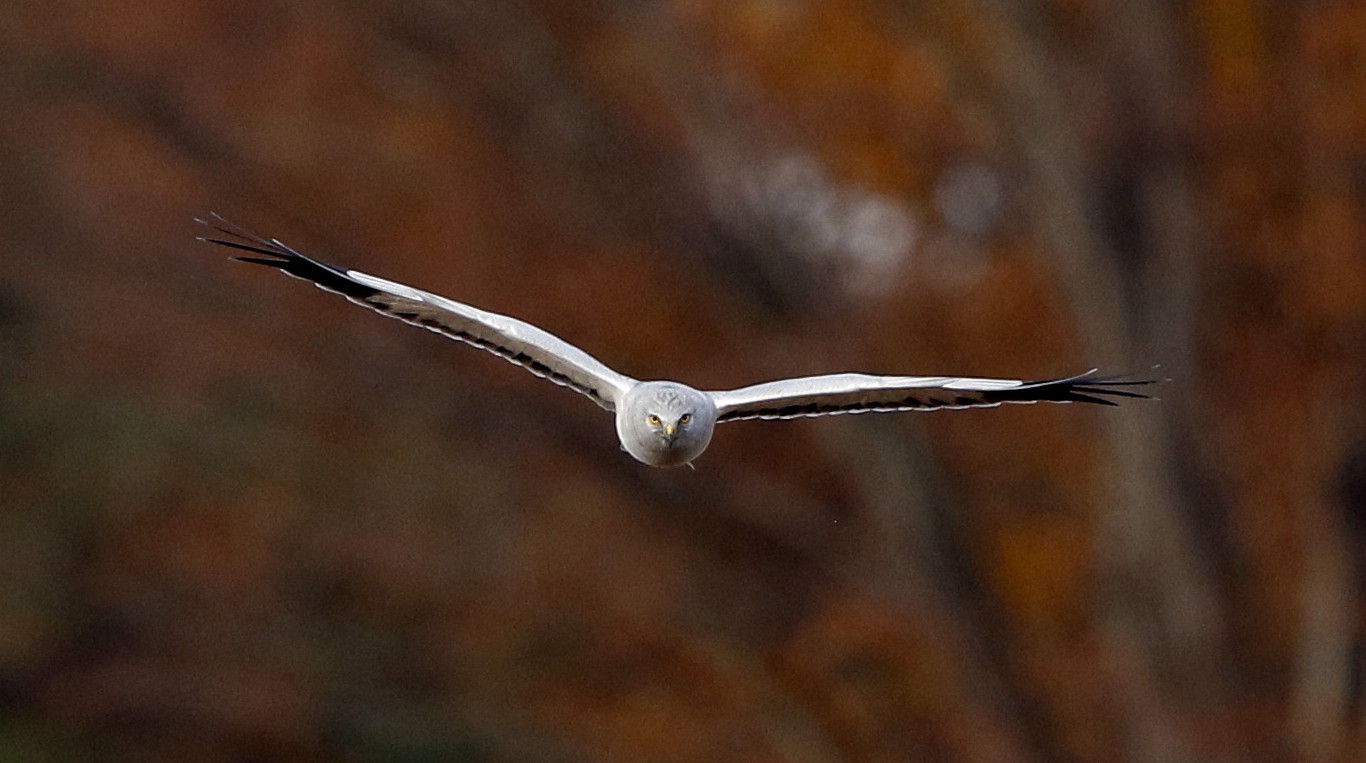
[
  {"x1": 710, "y1": 370, "x2": 1152, "y2": 422},
  {"x1": 198, "y1": 216, "x2": 635, "y2": 410}
]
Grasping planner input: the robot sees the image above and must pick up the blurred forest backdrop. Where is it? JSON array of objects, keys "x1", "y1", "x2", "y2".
[{"x1": 1, "y1": 1, "x2": 1364, "y2": 761}]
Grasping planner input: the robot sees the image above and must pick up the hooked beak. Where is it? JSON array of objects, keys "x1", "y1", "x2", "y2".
[{"x1": 663, "y1": 422, "x2": 677, "y2": 438}]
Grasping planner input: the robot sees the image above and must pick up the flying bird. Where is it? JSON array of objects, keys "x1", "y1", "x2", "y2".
[{"x1": 198, "y1": 215, "x2": 1153, "y2": 468}]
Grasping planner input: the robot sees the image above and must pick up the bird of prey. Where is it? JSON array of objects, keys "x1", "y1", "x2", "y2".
[{"x1": 198, "y1": 215, "x2": 1152, "y2": 468}]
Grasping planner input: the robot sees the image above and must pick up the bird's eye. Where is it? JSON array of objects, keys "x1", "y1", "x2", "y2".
[
  {"x1": 679, "y1": 413, "x2": 691, "y2": 424},
  {"x1": 646, "y1": 414, "x2": 660, "y2": 426}
]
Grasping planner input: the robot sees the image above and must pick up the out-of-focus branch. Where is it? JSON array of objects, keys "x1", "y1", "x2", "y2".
[{"x1": 911, "y1": 0, "x2": 1226, "y2": 757}]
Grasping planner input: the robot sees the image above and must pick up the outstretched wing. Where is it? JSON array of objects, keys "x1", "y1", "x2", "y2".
[
  {"x1": 710, "y1": 370, "x2": 1153, "y2": 423},
  {"x1": 198, "y1": 215, "x2": 636, "y2": 410}
]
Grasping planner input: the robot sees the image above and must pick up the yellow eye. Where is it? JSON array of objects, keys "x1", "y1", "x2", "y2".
[
  {"x1": 679, "y1": 413, "x2": 691, "y2": 424},
  {"x1": 646, "y1": 414, "x2": 660, "y2": 426}
]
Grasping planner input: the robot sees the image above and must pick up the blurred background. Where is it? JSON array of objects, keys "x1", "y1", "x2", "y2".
[{"x1": 1, "y1": 1, "x2": 1363, "y2": 760}]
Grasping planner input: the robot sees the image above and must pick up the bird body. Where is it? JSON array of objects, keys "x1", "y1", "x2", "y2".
[
  {"x1": 616, "y1": 382, "x2": 716, "y2": 467},
  {"x1": 198, "y1": 215, "x2": 1153, "y2": 468}
]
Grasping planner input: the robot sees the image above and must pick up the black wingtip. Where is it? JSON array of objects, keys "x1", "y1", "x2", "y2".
[
  {"x1": 198, "y1": 235, "x2": 286, "y2": 260},
  {"x1": 1065, "y1": 392, "x2": 1121, "y2": 406},
  {"x1": 196, "y1": 215, "x2": 381, "y2": 300},
  {"x1": 1002, "y1": 370, "x2": 1160, "y2": 406},
  {"x1": 232, "y1": 256, "x2": 291, "y2": 267}
]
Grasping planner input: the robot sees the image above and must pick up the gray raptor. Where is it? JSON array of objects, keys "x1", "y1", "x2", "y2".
[{"x1": 199, "y1": 215, "x2": 1152, "y2": 468}]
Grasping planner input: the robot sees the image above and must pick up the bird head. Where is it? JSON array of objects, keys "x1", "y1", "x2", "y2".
[{"x1": 616, "y1": 382, "x2": 716, "y2": 467}]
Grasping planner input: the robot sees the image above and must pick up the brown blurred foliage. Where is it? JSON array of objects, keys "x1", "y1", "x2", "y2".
[{"x1": 1, "y1": 0, "x2": 1364, "y2": 760}]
